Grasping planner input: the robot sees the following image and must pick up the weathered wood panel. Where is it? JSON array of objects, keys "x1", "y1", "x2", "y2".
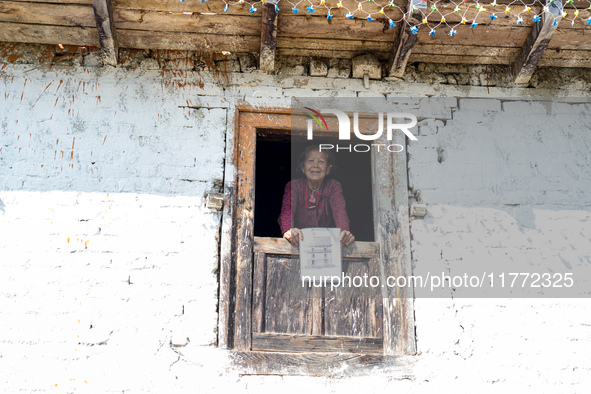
[
  {"x1": 278, "y1": 15, "x2": 398, "y2": 42},
  {"x1": 114, "y1": 11, "x2": 261, "y2": 35},
  {"x1": 413, "y1": 44, "x2": 520, "y2": 57},
  {"x1": 388, "y1": 0, "x2": 423, "y2": 78},
  {"x1": 409, "y1": 53, "x2": 515, "y2": 65},
  {"x1": 425, "y1": 4, "x2": 542, "y2": 26},
  {"x1": 277, "y1": 37, "x2": 392, "y2": 52},
  {"x1": 111, "y1": 0, "x2": 407, "y2": 17},
  {"x1": 371, "y1": 132, "x2": 416, "y2": 355},
  {"x1": 259, "y1": 2, "x2": 277, "y2": 72},
  {"x1": 324, "y1": 258, "x2": 383, "y2": 338},
  {"x1": 548, "y1": 28, "x2": 591, "y2": 50},
  {"x1": 277, "y1": 48, "x2": 390, "y2": 60},
  {"x1": 0, "y1": 1, "x2": 95, "y2": 26},
  {"x1": 0, "y1": 22, "x2": 99, "y2": 46},
  {"x1": 538, "y1": 58, "x2": 591, "y2": 68},
  {"x1": 117, "y1": 29, "x2": 259, "y2": 52},
  {"x1": 512, "y1": 0, "x2": 562, "y2": 84},
  {"x1": 93, "y1": 0, "x2": 118, "y2": 66},
  {"x1": 9, "y1": 0, "x2": 91, "y2": 4},
  {"x1": 254, "y1": 237, "x2": 379, "y2": 259},
  {"x1": 252, "y1": 251, "x2": 267, "y2": 334},
  {"x1": 415, "y1": 25, "x2": 530, "y2": 47},
  {"x1": 252, "y1": 333, "x2": 383, "y2": 354},
  {"x1": 263, "y1": 254, "x2": 313, "y2": 335}
]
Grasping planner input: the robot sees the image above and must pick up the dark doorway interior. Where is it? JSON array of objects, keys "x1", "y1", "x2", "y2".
[{"x1": 254, "y1": 132, "x2": 374, "y2": 242}]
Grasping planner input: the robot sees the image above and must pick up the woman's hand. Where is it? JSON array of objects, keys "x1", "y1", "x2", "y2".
[
  {"x1": 283, "y1": 228, "x2": 303, "y2": 246},
  {"x1": 340, "y1": 230, "x2": 355, "y2": 246}
]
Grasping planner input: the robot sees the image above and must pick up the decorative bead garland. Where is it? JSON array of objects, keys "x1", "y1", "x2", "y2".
[{"x1": 183, "y1": 0, "x2": 591, "y2": 37}]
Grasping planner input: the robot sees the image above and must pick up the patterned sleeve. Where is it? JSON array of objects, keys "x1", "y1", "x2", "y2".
[
  {"x1": 328, "y1": 180, "x2": 350, "y2": 232},
  {"x1": 278, "y1": 181, "x2": 293, "y2": 235}
]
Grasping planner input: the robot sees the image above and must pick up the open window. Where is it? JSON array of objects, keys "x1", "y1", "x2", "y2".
[{"x1": 218, "y1": 108, "x2": 416, "y2": 372}]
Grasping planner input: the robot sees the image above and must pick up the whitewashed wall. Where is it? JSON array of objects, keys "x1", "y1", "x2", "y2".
[{"x1": 1, "y1": 63, "x2": 590, "y2": 392}]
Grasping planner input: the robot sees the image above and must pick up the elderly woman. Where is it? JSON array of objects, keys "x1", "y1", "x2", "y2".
[{"x1": 278, "y1": 145, "x2": 355, "y2": 246}]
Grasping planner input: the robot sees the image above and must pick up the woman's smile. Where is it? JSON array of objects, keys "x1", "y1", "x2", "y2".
[{"x1": 302, "y1": 150, "x2": 331, "y2": 189}]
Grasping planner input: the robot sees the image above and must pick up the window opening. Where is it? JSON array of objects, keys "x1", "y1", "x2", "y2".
[{"x1": 254, "y1": 131, "x2": 374, "y2": 242}]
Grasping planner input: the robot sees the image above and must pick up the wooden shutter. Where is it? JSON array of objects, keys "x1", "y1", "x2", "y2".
[{"x1": 252, "y1": 237, "x2": 383, "y2": 354}]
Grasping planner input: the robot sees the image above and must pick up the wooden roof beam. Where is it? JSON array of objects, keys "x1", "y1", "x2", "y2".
[
  {"x1": 92, "y1": 0, "x2": 118, "y2": 66},
  {"x1": 388, "y1": 0, "x2": 426, "y2": 78},
  {"x1": 260, "y1": 1, "x2": 278, "y2": 72},
  {"x1": 512, "y1": 0, "x2": 563, "y2": 85}
]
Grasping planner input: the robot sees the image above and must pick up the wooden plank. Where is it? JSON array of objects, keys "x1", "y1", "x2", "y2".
[
  {"x1": 259, "y1": 2, "x2": 277, "y2": 72},
  {"x1": 548, "y1": 28, "x2": 591, "y2": 50},
  {"x1": 409, "y1": 53, "x2": 515, "y2": 65},
  {"x1": 538, "y1": 58, "x2": 591, "y2": 68},
  {"x1": 116, "y1": 29, "x2": 259, "y2": 52},
  {"x1": 113, "y1": 11, "x2": 260, "y2": 35},
  {"x1": 232, "y1": 111, "x2": 258, "y2": 350},
  {"x1": 264, "y1": 254, "x2": 311, "y2": 335},
  {"x1": 512, "y1": 0, "x2": 563, "y2": 84},
  {"x1": 111, "y1": 0, "x2": 407, "y2": 16},
  {"x1": 390, "y1": 117, "x2": 416, "y2": 355},
  {"x1": 542, "y1": 48, "x2": 591, "y2": 60},
  {"x1": 92, "y1": 0, "x2": 118, "y2": 66},
  {"x1": 324, "y1": 259, "x2": 383, "y2": 338},
  {"x1": 252, "y1": 333, "x2": 383, "y2": 354},
  {"x1": 9, "y1": 0, "x2": 91, "y2": 4},
  {"x1": 217, "y1": 104, "x2": 238, "y2": 349},
  {"x1": 277, "y1": 37, "x2": 392, "y2": 52},
  {"x1": 371, "y1": 132, "x2": 415, "y2": 355},
  {"x1": 0, "y1": 1, "x2": 95, "y2": 27},
  {"x1": 254, "y1": 237, "x2": 380, "y2": 259},
  {"x1": 311, "y1": 286, "x2": 323, "y2": 335},
  {"x1": 388, "y1": 0, "x2": 426, "y2": 78},
  {"x1": 425, "y1": 4, "x2": 542, "y2": 26},
  {"x1": 231, "y1": 351, "x2": 414, "y2": 377},
  {"x1": 0, "y1": 22, "x2": 98, "y2": 46},
  {"x1": 415, "y1": 25, "x2": 530, "y2": 47},
  {"x1": 277, "y1": 48, "x2": 390, "y2": 60},
  {"x1": 413, "y1": 44, "x2": 521, "y2": 57},
  {"x1": 278, "y1": 15, "x2": 400, "y2": 42},
  {"x1": 252, "y1": 251, "x2": 267, "y2": 334}
]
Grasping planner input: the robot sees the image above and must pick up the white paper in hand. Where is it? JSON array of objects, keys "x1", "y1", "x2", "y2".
[{"x1": 299, "y1": 227, "x2": 342, "y2": 284}]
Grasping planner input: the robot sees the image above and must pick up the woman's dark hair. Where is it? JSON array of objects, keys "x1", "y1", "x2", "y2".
[{"x1": 298, "y1": 145, "x2": 337, "y2": 176}]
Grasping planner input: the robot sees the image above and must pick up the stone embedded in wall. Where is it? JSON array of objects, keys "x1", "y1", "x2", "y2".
[
  {"x1": 83, "y1": 52, "x2": 103, "y2": 68},
  {"x1": 327, "y1": 58, "x2": 352, "y2": 79},
  {"x1": 276, "y1": 56, "x2": 307, "y2": 76},
  {"x1": 309, "y1": 59, "x2": 328, "y2": 77},
  {"x1": 352, "y1": 53, "x2": 381, "y2": 80},
  {"x1": 118, "y1": 49, "x2": 150, "y2": 69},
  {"x1": 155, "y1": 50, "x2": 195, "y2": 61},
  {"x1": 215, "y1": 59, "x2": 241, "y2": 73},
  {"x1": 238, "y1": 53, "x2": 257, "y2": 72},
  {"x1": 140, "y1": 58, "x2": 160, "y2": 70}
]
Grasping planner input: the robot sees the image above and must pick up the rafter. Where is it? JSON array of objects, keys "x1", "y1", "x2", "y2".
[
  {"x1": 388, "y1": 0, "x2": 426, "y2": 78},
  {"x1": 512, "y1": 0, "x2": 563, "y2": 85},
  {"x1": 92, "y1": 0, "x2": 118, "y2": 66},
  {"x1": 260, "y1": 2, "x2": 278, "y2": 72}
]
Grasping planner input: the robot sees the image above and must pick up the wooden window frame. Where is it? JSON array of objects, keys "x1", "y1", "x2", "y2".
[{"x1": 218, "y1": 106, "x2": 416, "y2": 373}]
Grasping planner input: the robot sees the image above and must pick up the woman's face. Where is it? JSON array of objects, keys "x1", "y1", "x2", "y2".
[{"x1": 302, "y1": 150, "x2": 331, "y2": 184}]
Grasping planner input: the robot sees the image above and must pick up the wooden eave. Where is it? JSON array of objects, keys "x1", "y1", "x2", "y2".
[{"x1": 1, "y1": 0, "x2": 590, "y2": 81}]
